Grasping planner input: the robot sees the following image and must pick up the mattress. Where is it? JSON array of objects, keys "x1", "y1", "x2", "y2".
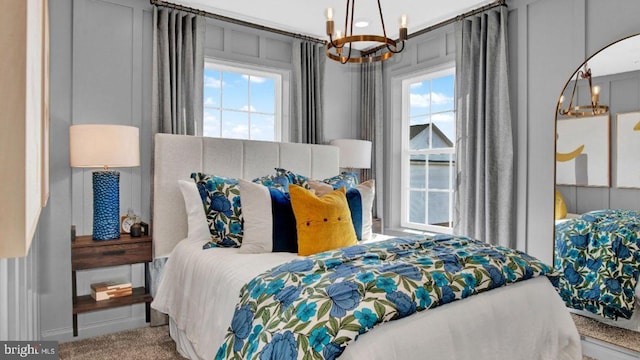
[{"x1": 152, "y1": 237, "x2": 582, "y2": 360}]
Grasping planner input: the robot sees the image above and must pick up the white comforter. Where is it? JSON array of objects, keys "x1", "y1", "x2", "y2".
[{"x1": 152, "y1": 237, "x2": 582, "y2": 360}]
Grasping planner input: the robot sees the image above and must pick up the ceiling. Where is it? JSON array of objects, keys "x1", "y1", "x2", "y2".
[
  {"x1": 587, "y1": 34, "x2": 640, "y2": 77},
  {"x1": 171, "y1": 0, "x2": 495, "y2": 44}
]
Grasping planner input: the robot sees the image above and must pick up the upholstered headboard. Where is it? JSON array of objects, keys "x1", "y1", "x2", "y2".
[{"x1": 152, "y1": 134, "x2": 340, "y2": 258}]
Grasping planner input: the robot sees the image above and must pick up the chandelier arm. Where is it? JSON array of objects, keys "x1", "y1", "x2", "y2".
[
  {"x1": 376, "y1": 0, "x2": 390, "y2": 41},
  {"x1": 566, "y1": 70, "x2": 581, "y2": 112},
  {"x1": 586, "y1": 70, "x2": 596, "y2": 110},
  {"x1": 328, "y1": 34, "x2": 345, "y2": 49},
  {"x1": 344, "y1": 0, "x2": 351, "y2": 40},
  {"x1": 385, "y1": 40, "x2": 405, "y2": 54}
]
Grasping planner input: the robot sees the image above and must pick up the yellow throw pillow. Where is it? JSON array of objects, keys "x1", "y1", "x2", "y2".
[
  {"x1": 289, "y1": 185, "x2": 358, "y2": 256},
  {"x1": 555, "y1": 189, "x2": 567, "y2": 220}
]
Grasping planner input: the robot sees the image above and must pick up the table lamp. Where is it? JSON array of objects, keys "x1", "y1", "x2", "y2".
[
  {"x1": 329, "y1": 139, "x2": 372, "y2": 170},
  {"x1": 69, "y1": 124, "x2": 140, "y2": 240}
]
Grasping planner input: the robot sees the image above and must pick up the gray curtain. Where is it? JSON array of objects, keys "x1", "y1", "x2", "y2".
[
  {"x1": 360, "y1": 61, "x2": 384, "y2": 219},
  {"x1": 152, "y1": 7, "x2": 205, "y2": 136},
  {"x1": 150, "y1": 6, "x2": 205, "y2": 325},
  {"x1": 291, "y1": 41, "x2": 325, "y2": 144},
  {"x1": 454, "y1": 6, "x2": 514, "y2": 248}
]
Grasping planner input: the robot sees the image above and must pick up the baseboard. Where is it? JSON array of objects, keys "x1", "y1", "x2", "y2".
[
  {"x1": 581, "y1": 336, "x2": 640, "y2": 360},
  {"x1": 41, "y1": 316, "x2": 148, "y2": 343}
]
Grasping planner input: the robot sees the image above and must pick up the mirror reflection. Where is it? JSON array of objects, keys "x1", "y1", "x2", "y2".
[{"x1": 554, "y1": 34, "x2": 640, "y2": 333}]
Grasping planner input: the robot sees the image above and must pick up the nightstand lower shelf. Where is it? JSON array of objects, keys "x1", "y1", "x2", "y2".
[{"x1": 72, "y1": 287, "x2": 152, "y2": 314}]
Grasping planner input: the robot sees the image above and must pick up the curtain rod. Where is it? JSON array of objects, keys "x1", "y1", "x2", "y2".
[
  {"x1": 361, "y1": 0, "x2": 506, "y2": 56},
  {"x1": 149, "y1": 0, "x2": 326, "y2": 44},
  {"x1": 150, "y1": 0, "x2": 506, "y2": 50}
]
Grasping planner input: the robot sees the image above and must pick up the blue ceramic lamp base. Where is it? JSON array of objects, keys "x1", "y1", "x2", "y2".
[{"x1": 93, "y1": 171, "x2": 120, "y2": 240}]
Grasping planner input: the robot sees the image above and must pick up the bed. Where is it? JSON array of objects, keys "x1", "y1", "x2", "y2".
[
  {"x1": 555, "y1": 209, "x2": 640, "y2": 332},
  {"x1": 151, "y1": 134, "x2": 581, "y2": 360}
]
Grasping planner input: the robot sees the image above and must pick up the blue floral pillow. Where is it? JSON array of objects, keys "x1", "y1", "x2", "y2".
[
  {"x1": 252, "y1": 174, "x2": 291, "y2": 193},
  {"x1": 191, "y1": 173, "x2": 243, "y2": 248},
  {"x1": 274, "y1": 168, "x2": 311, "y2": 190},
  {"x1": 323, "y1": 171, "x2": 359, "y2": 190}
]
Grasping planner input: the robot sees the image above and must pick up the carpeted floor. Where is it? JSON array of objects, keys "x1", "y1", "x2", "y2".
[
  {"x1": 570, "y1": 313, "x2": 640, "y2": 353},
  {"x1": 59, "y1": 325, "x2": 180, "y2": 359},
  {"x1": 59, "y1": 315, "x2": 637, "y2": 359}
]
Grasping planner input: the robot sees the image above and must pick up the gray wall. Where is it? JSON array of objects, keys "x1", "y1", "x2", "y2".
[
  {"x1": 41, "y1": 0, "x2": 154, "y2": 341},
  {"x1": 558, "y1": 70, "x2": 640, "y2": 213},
  {"x1": 506, "y1": 0, "x2": 640, "y2": 264},
  {"x1": 37, "y1": 0, "x2": 357, "y2": 341},
  {"x1": 380, "y1": 0, "x2": 640, "y2": 265},
  {"x1": 21, "y1": 0, "x2": 640, "y2": 342}
]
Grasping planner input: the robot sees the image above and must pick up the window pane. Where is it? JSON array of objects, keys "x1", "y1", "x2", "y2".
[
  {"x1": 431, "y1": 112, "x2": 455, "y2": 147},
  {"x1": 249, "y1": 76, "x2": 275, "y2": 114},
  {"x1": 409, "y1": 190, "x2": 426, "y2": 224},
  {"x1": 403, "y1": 68, "x2": 455, "y2": 231},
  {"x1": 409, "y1": 118, "x2": 430, "y2": 150},
  {"x1": 250, "y1": 114, "x2": 275, "y2": 141},
  {"x1": 428, "y1": 191, "x2": 451, "y2": 226},
  {"x1": 222, "y1": 72, "x2": 249, "y2": 111},
  {"x1": 204, "y1": 69, "x2": 221, "y2": 108},
  {"x1": 221, "y1": 111, "x2": 249, "y2": 139},
  {"x1": 410, "y1": 154, "x2": 426, "y2": 188},
  {"x1": 431, "y1": 74, "x2": 455, "y2": 113},
  {"x1": 428, "y1": 154, "x2": 452, "y2": 190},
  {"x1": 203, "y1": 108, "x2": 220, "y2": 138},
  {"x1": 409, "y1": 80, "x2": 430, "y2": 117}
]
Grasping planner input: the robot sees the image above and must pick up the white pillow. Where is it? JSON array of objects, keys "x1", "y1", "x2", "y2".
[
  {"x1": 238, "y1": 179, "x2": 273, "y2": 253},
  {"x1": 350, "y1": 180, "x2": 375, "y2": 241},
  {"x1": 178, "y1": 180, "x2": 211, "y2": 243}
]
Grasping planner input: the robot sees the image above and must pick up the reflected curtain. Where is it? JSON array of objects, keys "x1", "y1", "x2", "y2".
[
  {"x1": 150, "y1": 6, "x2": 205, "y2": 325},
  {"x1": 292, "y1": 41, "x2": 325, "y2": 144},
  {"x1": 360, "y1": 61, "x2": 383, "y2": 218},
  {"x1": 454, "y1": 6, "x2": 514, "y2": 248}
]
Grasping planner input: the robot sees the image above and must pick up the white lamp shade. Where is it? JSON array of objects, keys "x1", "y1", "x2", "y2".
[
  {"x1": 329, "y1": 139, "x2": 372, "y2": 169},
  {"x1": 69, "y1": 124, "x2": 140, "y2": 168}
]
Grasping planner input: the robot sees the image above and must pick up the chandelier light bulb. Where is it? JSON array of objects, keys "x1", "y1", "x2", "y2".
[
  {"x1": 400, "y1": 14, "x2": 408, "y2": 28},
  {"x1": 592, "y1": 85, "x2": 600, "y2": 95},
  {"x1": 336, "y1": 30, "x2": 342, "y2": 39},
  {"x1": 326, "y1": 7, "x2": 334, "y2": 21}
]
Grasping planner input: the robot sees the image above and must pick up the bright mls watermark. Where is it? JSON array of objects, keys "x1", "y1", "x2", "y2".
[{"x1": 2, "y1": 341, "x2": 58, "y2": 359}]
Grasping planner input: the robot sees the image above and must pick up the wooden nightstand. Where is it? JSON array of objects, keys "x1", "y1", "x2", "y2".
[{"x1": 71, "y1": 232, "x2": 153, "y2": 337}]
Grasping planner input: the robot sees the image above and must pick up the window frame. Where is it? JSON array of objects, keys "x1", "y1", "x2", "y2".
[
  {"x1": 202, "y1": 59, "x2": 287, "y2": 142},
  {"x1": 400, "y1": 66, "x2": 456, "y2": 234}
]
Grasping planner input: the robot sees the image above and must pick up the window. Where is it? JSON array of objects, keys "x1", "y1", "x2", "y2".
[
  {"x1": 401, "y1": 68, "x2": 456, "y2": 233},
  {"x1": 203, "y1": 62, "x2": 283, "y2": 141}
]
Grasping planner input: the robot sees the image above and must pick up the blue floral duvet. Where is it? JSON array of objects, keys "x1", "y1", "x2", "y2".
[
  {"x1": 554, "y1": 209, "x2": 640, "y2": 319},
  {"x1": 215, "y1": 235, "x2": 554, "y2": 360}
]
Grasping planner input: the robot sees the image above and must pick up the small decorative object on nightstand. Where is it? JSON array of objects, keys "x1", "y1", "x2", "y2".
[{"x1": 70, "y1": 228, "x2": 152, "y2": 337}]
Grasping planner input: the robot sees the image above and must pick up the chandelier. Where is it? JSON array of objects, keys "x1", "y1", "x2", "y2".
[
  {"x1": 558, "y1": 64, "x2": 609, "y2": 117},
  {"x1": 325, "y1": 0, "x2": 407, "y2": 64}
]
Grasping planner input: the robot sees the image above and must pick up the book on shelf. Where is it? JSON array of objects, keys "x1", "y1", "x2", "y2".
[{"x1": 90, "y1": 281, "x2": 132, "y2": 301}]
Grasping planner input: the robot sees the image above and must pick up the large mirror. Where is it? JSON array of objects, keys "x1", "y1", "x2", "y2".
[{"x1": 554, "y1": 34, "x2": 640, "y2": 333}]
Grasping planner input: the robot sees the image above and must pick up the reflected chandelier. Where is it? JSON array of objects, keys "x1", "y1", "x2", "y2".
[
  {"x1": 325, "y1": 0, "x2": 407, "y2": 64},
  {"x1": 558, "y1": 64, "x2": 609, "y2": 117}
]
